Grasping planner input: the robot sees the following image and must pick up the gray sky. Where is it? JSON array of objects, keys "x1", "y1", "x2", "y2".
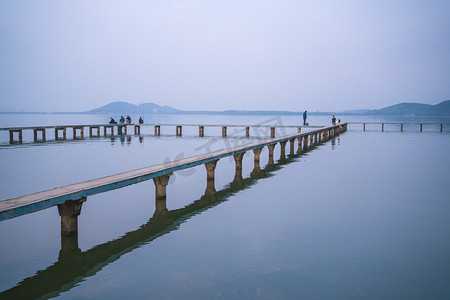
[{"x1": 0, "y1": 0, "x2": 449, "y2": 112}]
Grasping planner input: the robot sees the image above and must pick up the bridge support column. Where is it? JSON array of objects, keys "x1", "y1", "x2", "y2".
[
  {"x1": 89, "y1": 127, "x2": 100, "y2": 137},
  {"x1": 134, "y1": 125, "x2": 140, "y2": 135},
  {"x1": 153, "y1": 173, "x2": 172, "y2": 200},
  {"x1": 176, "y1": 126, "x2": 182, "y2": 136},
  {"x1": 251, "y1": 148, "x2": 263, "y2": 178},
  {"x1": 118, "y1": 125, "x2": 124, "y2": 135},
  {"x1": 199, "y1": 126, "x2": 204, "y2": 137},
  {"x1": 232, "y1": 152, "x2": 245, "y2": 187},
  {"x1": 289, "y1": 139, "x2": 295, "y2": 155},
  {"x1": 280, "y1": 141, "x2": 287, "y2": 160},
  {"x1": 268, "y1": 144, "x2": 275, "y2": 165},
  {"x1": 9, "y1": 130, "x2": 23, "y2": 144},
  {"x1": 155, "y1": 125, "x2": 160, "y2": 136},
  {"x1": 270, "y1": 127, "x2": 275, "y2": 138},
  {"x1": 222, "y1": 126, "x2": 227, "y2": 137},
  {"x1": 33, "y1": 128, "x2": 46, "y2": 142},
  {"x1": 55, "y1": 127, "x2": 67, "y2": 140},
  {"x1": 310, "y1": 133, "x2": 314, "y2": 145},
  {"x1": 104, "y1": 126, "x2": 114, "y2": 136},
  {"x1": 298, "y1": 127, "x2": 301, "y2": 133},
  {"x1": 253, "y1": 148, "x2": 262, "y2": 169},
  {"x1": 57, "y1": 198, "x2": 86, "y2": 236},
  {"x1": 73, "y1": 126, "x2": 84, "y2": 139},
  {"x1": 205, "y1": 160, "x2": 219, "y2": 196},
  {"x1": 245, "y1": 127, "x2": 250, "y2": 138},
  {"x1": 297, "y1": 136, "x2": 302, "y2": 153}
]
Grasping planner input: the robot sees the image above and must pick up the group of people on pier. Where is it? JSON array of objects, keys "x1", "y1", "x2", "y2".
[
  {"x1": 109, "y1": 115, "x2": 144, "y2": 125},
  {"x1": 302, "y1": 110, "x2": 340, "y2": 126}
]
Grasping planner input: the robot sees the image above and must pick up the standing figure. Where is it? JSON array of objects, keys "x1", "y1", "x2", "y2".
[
  {"x1": 126, "y1": 115, "x2": 132, "y2": 124},
  {"x1": 303, "y1": 110, "x2": 307, "y2": 126},
  {"x1": 139, "y1": 117, "x2": 144, "y2": 124},
  {"x1": 119, "y1": 115, "x2": 125, "y2": 124}
]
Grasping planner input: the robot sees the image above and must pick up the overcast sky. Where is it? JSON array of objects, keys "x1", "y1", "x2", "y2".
[{"x1": 0, "y1": 0, "x2": 449, "y2": 112}]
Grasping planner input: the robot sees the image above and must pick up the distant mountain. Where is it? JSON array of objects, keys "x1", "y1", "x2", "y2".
[
  {"x1": 86, "y1": 101, "x2": 180, "y2": 115},
  {"x1": 83, "y1": 100, "x2": 450, "y2": 116},
  {"x1": 367, "y1": 100, "x2": 450, "y2": 116}
]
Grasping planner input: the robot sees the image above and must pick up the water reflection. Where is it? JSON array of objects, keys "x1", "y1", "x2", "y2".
[{"x1": 0, "y1": 147, "x2": 318, "y2": 299}]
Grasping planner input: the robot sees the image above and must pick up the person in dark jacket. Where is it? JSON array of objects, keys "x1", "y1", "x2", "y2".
[
  {"x1": 126, "y1": 115, "x2": 132, "y2": 124},
  {"x1": 139, "y1": 117, "x2": 144, "y2": 124},
  {"x1": 109, "y1": 117, "x2": 117, "y2": 124}
]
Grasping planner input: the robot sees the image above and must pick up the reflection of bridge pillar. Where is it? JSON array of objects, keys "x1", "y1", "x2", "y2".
[
  {"x1": 57, "y1": 198, "x2": 86, "y2": 236},
  {"x1": 59, "y1": 233, "x2": 81, "y2": 260},
  {"x1": 279, "y1": 141, "x2": 287, "y2": 160},
  {"x1": 153, "y1": 174, "x2": 172, "y2": 200},
  {"x1": 155, "y1": 197, "x2": 167, "y2": 212},
  {"x1": 268, "y1": 144, "x2": 275, "y2": 165},
  {"x1": 289, "y1": 139, "x2": 295, "y2": 155}
]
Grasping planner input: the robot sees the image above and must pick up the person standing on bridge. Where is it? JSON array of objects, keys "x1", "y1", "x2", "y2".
[
  {"x1": 126, "y1": 115, "x2": 132, "y2": 124},
  {"x1": 139, "y1": 117, "x2": 144, "y2": 124},
  {"x1": 119, "y1": 116, "x2": 125, "y2": 124},
  {"x1": 303, "y1": 110, "x2": 307, "y2": 125}
]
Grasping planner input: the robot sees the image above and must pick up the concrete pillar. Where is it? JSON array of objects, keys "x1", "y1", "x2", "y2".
[
  {"x1": 57, "y1": 198, "x2": 86, "y2": 236},
  {"x1": 134, "y1": 125, "x2": 140, "y2": 135},
  {"x1": 118, "y1": 125, "x2": 124, "y2": 135},
  {"x1": 176, "y1": 126, "x2": 182, "y2": 136},
  {"x1": 33, "y1": 128, "x2": 46, "y2": 142},
  {"x1": 55, "y1": 127, "x2": 67, "y2": 140},
  {"x1": 298, "y1": 127, "x2": 301, "y2": 133},
  {"x1": 280, "y1": 141, "x2": 287, "y2": 159},
  {"x1": 199, "y1": 126, "x2": 204, "y2": 137},
  {"x1": 153, "y1": 174, "x2": 172, "y2": 200},
  {"x1": 205, "y1": 160, "x2": 219, "y2": 196},
  {"x1": 270, "y1": 127, "x2": 275, "y2": 138},
  {"x1": 304, "y1": 135, "x2": 308, "y2": 148},
  {"x1": 9, "y1": 129, "x2": 23, "y2": 144},
  {"x1": 245, "y1": 127, "x2": 250, "y2": 138},
  {"x1": 289, "y1": 139, "x2": 295, "y2": 155},
  {"x1": 420, "y1": 124, "x2": 423, "y2": 132},
  {"x1": 268, "y1": 144, "x2": 275, "y2": 165},
  {"x1": 401, "y1": 124, "x2": 403, "y2": 132},
  {"x1": 441, "y1": 124, "x2": 443, "y2": 132},
  {"x1": 233, "y1": 152, "x2": 245, "y2": 174},
  {"x1": 205, "y1": 160, "x2": 218, "y2": 181},
  {"x1": 124, "y1": 125, "x2": 128, "y2": 135},
  {"x1": 297, "y1": 136, "x2": 303, "y2": 153},
  {"x1": 155, "y1": 125, "x2": 160, "y2": 136},
  {"x1": 89, "y1": 127, "x2": 100, "y2": 137},
  {"x1": 253, "y1": 147, "x2": 262, "y2": 170},
  {"x1": 310, "y1": 133, "x2": 314, "y2": 145},
  {"x1": 73, "y1": 127, "x2": 84, "y2": 139},
  {"x1": 363, "y1": 123, "x2": 366, "y2": 131},
  {"x1": 104, "y1": 126, "x2": 114, "y2": 136},
  {"x1": 222, "y1": 126, "x2": 227, "y2": 137},
  {"x1": 382, "y1": 124, "x2": 384, "y2": 132}
]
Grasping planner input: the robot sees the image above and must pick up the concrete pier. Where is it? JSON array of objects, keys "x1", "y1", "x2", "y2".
[
  {"x1": 1, "y1": 123, "x2": 347, "y2": 224},
  {"x1": 222, "y1": 126, "x2": 227, "y2": 137},
  {"x1": 199, "y1": 126, "x2": 204, "y2": 137},
  {"x1": 176, "y1": 126, "x2": 182, "y2": 136},
  {"x1": 155, "y1": 125, "x2": 161, "y2": 136}
]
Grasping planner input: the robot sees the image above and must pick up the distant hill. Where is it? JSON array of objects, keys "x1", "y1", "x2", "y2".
[
  {"x1": 367, "y1": 100, "x2": 450, "y2": 116},
  {"x1": 83, "y1": 100, "x2": 450, "y2": 116},
  {"x1": 86, "y1": 101, "x2": 180, "y2": 115}
]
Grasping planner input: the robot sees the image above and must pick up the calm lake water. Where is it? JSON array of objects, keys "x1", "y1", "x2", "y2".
[{"x1": 0, "y1": 114, "x2": 449, "y2": 299}]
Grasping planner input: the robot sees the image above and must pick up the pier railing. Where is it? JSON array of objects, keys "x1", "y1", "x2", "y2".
[
  {"x1": 0, "y1": 123, "x2": 347, "y2": 235},
  {"x1": 347, "y1": 122, "x2": 449, "y2": 132}
]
